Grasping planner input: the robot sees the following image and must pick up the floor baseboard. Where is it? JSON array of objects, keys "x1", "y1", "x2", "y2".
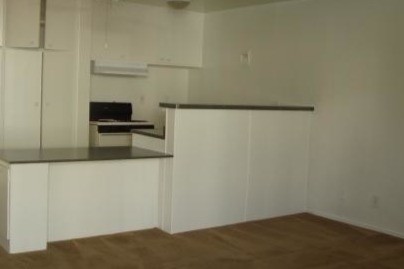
[{"x1": 308, "y1": 210, "x2": 404, "y2": 240}]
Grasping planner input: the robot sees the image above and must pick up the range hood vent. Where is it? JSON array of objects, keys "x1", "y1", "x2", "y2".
[{"x1": 91, "y1": 60, "x2": 148, "y2": 77}]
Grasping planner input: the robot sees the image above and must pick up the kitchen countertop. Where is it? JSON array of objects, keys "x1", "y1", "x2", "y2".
[
  {"x1": 160, "y1": 102, "x2": 315, "y2": 111},
  {"x1": 0, "y1": 147, "x2": 172, "y2": 164},
  {"x1": 131, "y1": 129, "x2": 165, "y2": 140}
]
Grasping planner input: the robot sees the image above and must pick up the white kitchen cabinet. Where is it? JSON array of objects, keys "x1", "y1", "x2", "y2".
[
  {"x1": 45, "y1": 0, "x2": 78, "y2": 50},
  {"x1": 42, "y1": 51, "x2": 77, "y2": 148},
  {"x1": 246, "y1": 111, "x2": 312, "y2": 221},
  {"x1": 91, "y1": 2, "x2": 203, "y2": 67},
  {"x1": 5, "y1": 0, "x2": 41, "y2": 48},
  {"x1": 0, "y1": 165, "x2": 8, "y2": 245},
  {"x1": 91, "y1": 1, "x2": 156, "y2": 63},
  {"x1": 4, "y1": 49, "x2": 42, "y2": 149},
  {"x1": 0, "y1": 163, "x2": 49, "y2": 254},
  {"x1": 48, "y1": 160, "x2": 160, "y2": 242},
  {"x1": 0, "y1": 157, "x2": 163, "y2": 254}
]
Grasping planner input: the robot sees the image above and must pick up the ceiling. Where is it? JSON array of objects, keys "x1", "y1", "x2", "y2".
[{"x1": 124, "y1": 0, "x2": 294, "y2": 13}]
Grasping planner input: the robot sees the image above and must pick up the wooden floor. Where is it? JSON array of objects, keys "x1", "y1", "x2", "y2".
[{"x1": 1, "y1": 214, "x2": 404, "y2": 269}]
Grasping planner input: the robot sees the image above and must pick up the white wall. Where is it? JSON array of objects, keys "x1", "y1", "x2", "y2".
[
  {"x1": 191, "y1": 0, "x2": 404, "y2": 237},
  {"x1": 305, "y1": 0, "x2": 404, "y2": 237},
  {"x1": 90, "y1": 0, "x2": 203, "y2": 128},
  {"x1": 189, "y1": 0, "x2": 316, "y2": 105}
]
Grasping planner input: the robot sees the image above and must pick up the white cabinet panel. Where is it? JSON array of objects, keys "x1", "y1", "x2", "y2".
[
  {"x1": 8, "y1": 163, "x2": 49, "y2": 253},
  {"x1": 48, "y1": 160, "x2": 160, "y2": 242},
  {"x1": 91, "y1": 1, "x2": 157, "y2": 63},
  {"x1": 5, "y1": 0, "x2": 41, "y2": 48},
  {"x1": 45, "y1": 0, "x2": 78, "y2": 50},
  {"x1": 42, "y1": 51, "x2": 76, "y2": 148},
  {"x1": 0, "y1": 165, "x2": 9, "y2": 248},
  {"x1": 4, "y1": 49, "x2": 42, "y2": 149},
  {"x1": 168, "y1": 110, "x2": 250, "y2": 233},
  {"x1": 246, "y1": 111, "x2": 311, "y2": 221}
]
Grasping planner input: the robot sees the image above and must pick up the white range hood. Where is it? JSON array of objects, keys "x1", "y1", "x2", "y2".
[{"x1": 91, "y1": 60, "x2": 148, "y2": 77}]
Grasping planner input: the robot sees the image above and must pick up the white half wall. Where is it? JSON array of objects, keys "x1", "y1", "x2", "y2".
[{"x1": 162, "y1": 108, "x2": 312, "y2": 234}]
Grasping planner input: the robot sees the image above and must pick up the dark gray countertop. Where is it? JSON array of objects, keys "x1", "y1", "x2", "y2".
[
  {"x1": 160, "y1": 102, "x2": 314, "y2": 111},
  {"x1": 131, "y1": 129, "x2": 165, "y2": 140},
  {"x1": 0, "y1": 147, "x2": 172, "y2": 164}
]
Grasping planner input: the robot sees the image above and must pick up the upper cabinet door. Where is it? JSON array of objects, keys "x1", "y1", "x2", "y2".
[
  {"x1": 45, "y1": 0, "x2": 78, "y2": 50},
  {"x1": 5, "y1": 0, "x2": 41, "y2": 48}
]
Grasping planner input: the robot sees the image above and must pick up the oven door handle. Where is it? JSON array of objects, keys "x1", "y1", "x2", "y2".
[{"x1": 98, "y1": 133, "x2": 132, "y2": 136}]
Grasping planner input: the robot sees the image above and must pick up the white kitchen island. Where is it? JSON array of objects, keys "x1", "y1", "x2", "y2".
[{"x1": 0, "y1": 147, "x2": 172, "y2": 254}]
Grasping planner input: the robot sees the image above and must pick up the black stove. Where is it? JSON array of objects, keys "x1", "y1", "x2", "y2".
[{"x1": 90, "y1": 102, "x2": 154, "y2": 133}]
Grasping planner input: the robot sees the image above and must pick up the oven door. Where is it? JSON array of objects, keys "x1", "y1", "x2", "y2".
[
  {"x1": 89, "y1": 125, "x2": 132, "y2": 147},
  {"x1": 93, "y1": 133, "x2": 132, "y2": 147}
]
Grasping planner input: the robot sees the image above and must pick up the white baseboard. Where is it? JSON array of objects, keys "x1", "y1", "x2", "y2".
[{"x1": 308, "y1": 210, "x2": 404, "y2": 240}]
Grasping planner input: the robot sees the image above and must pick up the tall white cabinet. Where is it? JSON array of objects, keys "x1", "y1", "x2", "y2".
[
  {"x1": 42, "y1": 51, "x2": 77, "y2": 148},
  {"x1": 0, "y1": 0, "x2": 90, "y2": 149},
  {"x1": 4, "y1": 50, "x2": 42, "y2": 149}
]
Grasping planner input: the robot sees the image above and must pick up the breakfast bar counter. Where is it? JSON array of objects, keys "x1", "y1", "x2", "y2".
[
  {"x1": 0, "y1": 146, "x2": 172, "y2": 164},
  {"x1": 159, "y1": 102, "x2": 314, "y2": 111}
]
